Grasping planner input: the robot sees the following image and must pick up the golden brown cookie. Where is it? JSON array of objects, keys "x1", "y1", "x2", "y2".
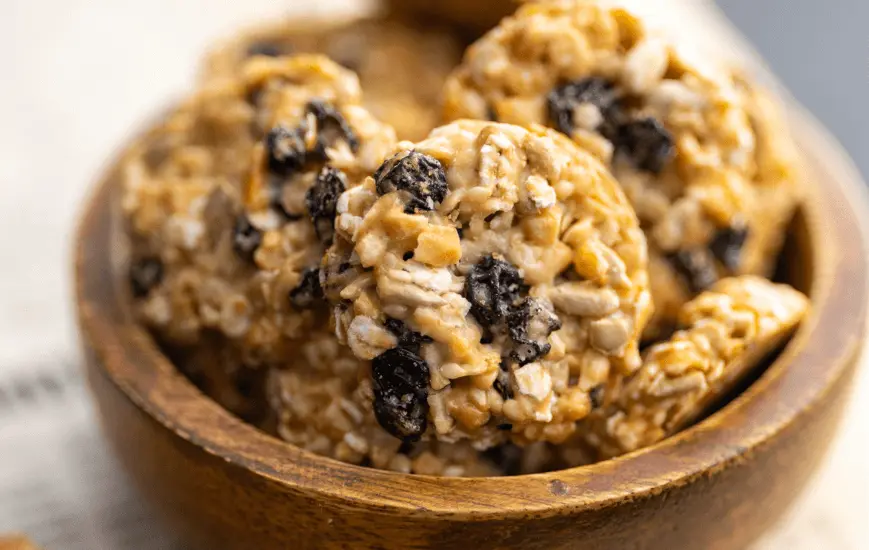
[
  {"x1": 201, "y1": 16, "x2": 464, "y2": 141},
  {"x1": 266, "y1": 328, "x2": 512, "y2": 476},
  {"x1": 580, "y1": 275, "x2": 809, "y2": 459},
  {"x1": 123, "y1": 55, "x2": 396, "y2": 367},
  {"x1": 323, "y1": 119, "x2": 652, "y2": 448},
  {"x1": 443, "y1": 1, "x2": 800, "y2": 339}
]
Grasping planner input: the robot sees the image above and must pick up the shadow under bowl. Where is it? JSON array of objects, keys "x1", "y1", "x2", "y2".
[{"x1": 75, "y1": 107, "x2": 868, "y2": 549}]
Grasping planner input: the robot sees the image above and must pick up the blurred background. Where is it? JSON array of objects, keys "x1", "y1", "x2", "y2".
[
  {"x1": 0, "y1": 0, "x2": 866, "y2": 548},
  {"x1": 719, "y1": 0, "x2": 869, "y2": 179}
]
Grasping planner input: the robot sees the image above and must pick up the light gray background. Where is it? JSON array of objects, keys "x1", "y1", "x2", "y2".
[{"x1": 719, "y1": 0, "x2": 869, "y2": 179}]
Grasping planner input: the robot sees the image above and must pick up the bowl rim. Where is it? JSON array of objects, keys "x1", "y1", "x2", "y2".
[{"x1": 75, "y1": 106, "x2": 869, "y2": 519}]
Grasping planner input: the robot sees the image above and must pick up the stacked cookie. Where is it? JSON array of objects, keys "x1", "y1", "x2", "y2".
[{"x1": 123, "y1": 1, "x2": 807, "y2": 476}]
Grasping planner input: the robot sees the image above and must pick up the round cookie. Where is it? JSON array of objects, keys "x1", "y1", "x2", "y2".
[
  {"x1": 201, "y1": 16, "x2": 465, "y2": 141},
  {"x1": 266, "y1": 328, "x2": 562, "y2": 476},
  {"x1": 323, "y1": 119, "x2": 652, "y2": 448},
  {"x1": 578, "y1": 275, "x2": 809, "y2": 459},
  {"x1": 443, "y1": 0, "x2": 799, "y2": 339},
  {"x1": 123, "y1": 54, "x2": 396, "y2": 369}
]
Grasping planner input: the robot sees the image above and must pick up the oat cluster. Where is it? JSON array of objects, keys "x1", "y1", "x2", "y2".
[
  {"x1": 443, "y1": 0, "x2": 799, "y2": 337},
  {"x1": 582, "y1": 276, "x2": 808, "y2": 458},
  {"x1": 202, "y1": 16, "x2": 464, "y2": 141},
  {"x1": 122, "y1": 2, "x2": 807, "y2": 476},
  {"x1": 324, "y1": 120, "x2": 651, "y2": 448},
  {"x1": 123, "y1": 54, "x2": 394, "y2": 385}
]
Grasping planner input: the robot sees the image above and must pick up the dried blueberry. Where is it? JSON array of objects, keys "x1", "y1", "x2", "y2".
[
  {"x1": 589, "y1": 384, "x2": 605, "y2": 410},
  {"x1": 305, "y1": 166, "x2": 347, "y2": 242},
  {"x1": 615, "y1": 117, "x2": 675, "y2": 174},
  {"x1": 129, "y1": 257, "x2": 163, "y2": 298},
  {"x1": 305, "y1": 100, "x2": 359, "y2": 160},
  {"x1": 493, "y1": 370, "x2": 514, "y2": 401},
  {"x1": 265, "y1": 100, "x2": 358, "y2": 177},
  {"x1": 266, "y1": 125, "x2": 306, "y2": 176},
  {"x1": 509, "y1": 337, "x2": 550, "y2": 366},
  {"x1": 232, "y1": 215, "x2": 262, "y2": 262},
  {"x1": 384, "y1": 318, "x2": 432, "y2": 354},
  {"x1": 547, "y1": 78, "x2": 619, "y2": 136},
  {"x1": 464, "y1": 256, "x2": 528, "y2": 328},
  {"x1": 479, "y1": 328, "x2": 494, "y2": 345},
  {"x1": 246, "y1": 42, "x2": 285, "y2": 57},
  {"x1": 289, "y1": 268, "x2": 324, "y2": 309},
  {"x1": 670, "y1": 249, "x2": 718, "y2": 293},
  {"x1": 507, "y1": 298, "x2": 561, "y2": 365},
  {"x1": 374, "y1": 151, "x2": 448, "y2": 212},
  {"x1": 709, "y1": 225, "x2": 750, "y2": 272},
  {"x1": 371, "y1": 348, "x2": 430, "y2": 441}
]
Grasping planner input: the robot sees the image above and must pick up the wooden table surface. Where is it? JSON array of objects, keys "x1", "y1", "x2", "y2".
[{"x1": 0, "y1": 0, "x2": 866, "y2": 547}]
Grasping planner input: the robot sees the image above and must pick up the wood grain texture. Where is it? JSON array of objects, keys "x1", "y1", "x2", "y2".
[{"x1": 74, "y1": 105, "x2": 869, "y2": 549}]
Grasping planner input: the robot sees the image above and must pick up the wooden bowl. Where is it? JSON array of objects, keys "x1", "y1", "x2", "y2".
[{"x1": 75, "y1": 105, "x2": 868, "y2": 549}]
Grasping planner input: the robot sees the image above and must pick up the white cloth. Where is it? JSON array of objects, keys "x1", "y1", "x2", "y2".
[{"x1": 0, "y1": 1, "x2": 865, "y2": 548}]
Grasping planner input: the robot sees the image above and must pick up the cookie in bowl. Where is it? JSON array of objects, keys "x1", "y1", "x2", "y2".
[
  {"x1": 121, "y1": 54, "x2": 397, "y2": 413},
  {"x1": 266, "y1": 327, "x2": 545, "y2": 476},
  {"x1": 201, "y1": 16, "x2": 465, "y2": 141},
  {"x1": 578, "y1": 275, "x2": 809, "y2": 459},
  {"x1": 443, "y1": 0, "x2": 800, "y2": 339},
  {"x1": 119, "y1": 7, "x2": 811, "y2": 478},
  {"x1": 323, "y1": 119, "x2": 653, "y2": 449}
]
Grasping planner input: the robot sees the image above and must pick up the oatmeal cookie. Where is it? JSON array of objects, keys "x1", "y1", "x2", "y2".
[
  {"x1": 323, "y1": 119, "x2": 652, "y2": 448},
  {"x1": 265, "y1": 329, "x2": 561, "y2": 476},
  {"x1": 201, "y1": 16, "x2": 464, "y2": 141},
  {"x1": 123, "y1": 54, "x2": 396, "y2": 369},
  {"x1": 443, "y1": 0, "x2": 799, "y2": 338},
  {"x1": 580, "y1": 276, "x2": 809, "y2": 458}
]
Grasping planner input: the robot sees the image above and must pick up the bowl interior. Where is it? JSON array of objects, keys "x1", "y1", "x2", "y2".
[
  {"x1": 157, "y1": 202, "x2": 818, "y2": 464},
  {"x1": 76, "y1": 107, "x2": 868, "y2": 518}
]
